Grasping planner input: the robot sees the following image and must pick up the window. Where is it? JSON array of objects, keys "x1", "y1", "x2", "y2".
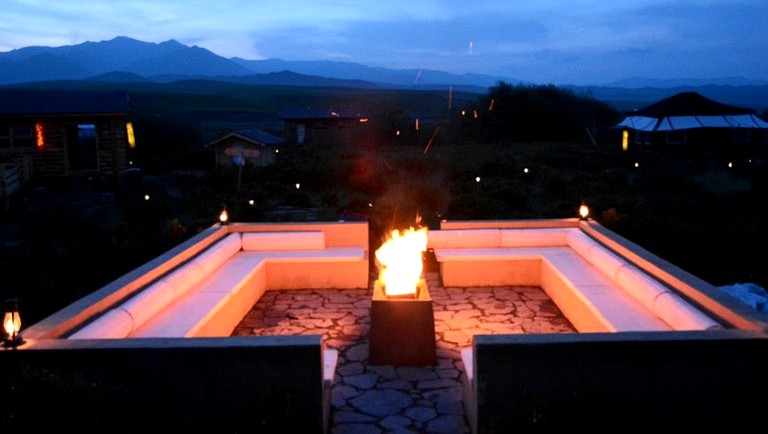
[
  {"x1": 14, "y1": 127, "x2": 33, "y2": 148},
  {"x1": 126, "y1": 121, "x2": 136, "y2": 148},
  {"x1": 0, "y1": 127, "x2": 9, "y2": 148},
  {"x1": 634, "y1": 132, "x2": 652, "y2": 146},
  {"x1": 67, "y1": 123, "x2": 98, "y2": 171},
  {"x1": 665, "y1": 130, "x2": 687, "y2": 145},
  {"x1": 0, "y1": 126, "x2": 35, "y2": 148}
]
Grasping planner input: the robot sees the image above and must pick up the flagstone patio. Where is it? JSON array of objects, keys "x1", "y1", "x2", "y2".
[{"x1": 232, "y1": 271, "x2": 577, "y2": 434}]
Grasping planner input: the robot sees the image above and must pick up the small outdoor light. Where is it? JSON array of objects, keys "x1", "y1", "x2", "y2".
[
  {"x1": 622, "y1": 129, "x2": 629, "y2": 151},
  {"x1": 295, "y1": 183, "x2": 301, "y2": 190},
  {"x1": 219, "y1": 207, "x2": 229, "y2": 225},
  {"x1": 475, "y1": 176, "x2": 481, "y2": 183},
  {"x1": 579, "y1": 203, "x2": 590, "y2": 220},
  {"x1": 3, "y1": 298, "x2": 25, "y2": 348}
]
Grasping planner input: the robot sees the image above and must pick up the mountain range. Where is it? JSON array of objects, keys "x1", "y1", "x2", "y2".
[
  {"x1": 0, "y1": 36, "x2": 511, "y2": 90},
  {"x1": 1, "y1": 36, "x2": 767, "y2": 110}
]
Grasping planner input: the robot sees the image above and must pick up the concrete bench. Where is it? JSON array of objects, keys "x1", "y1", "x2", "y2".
[
  {"x1": 64, "y1": 229, "x2": 358, "y2": 433},
  {"x1": 432, "y1": 225, "x2": 738, "y2": 434},
  {"x1": 130, "y1": 248, "x2": 366, "y2": 339},
  {"x1": 68, "y1": 233, "x2": 246, "y2": 339},
  {"x1": 69, "y1": 231, "x2": 367, "y2": 339},
  {"x1": 429, "y1": 228, "x2": 721, "y2": 333},
  {"x1": 437, "y1": 246, "x2": 672, "y2": 332}
]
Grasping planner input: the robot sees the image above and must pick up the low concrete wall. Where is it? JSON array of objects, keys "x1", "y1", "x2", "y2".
[
  {"x1": 25, "y1": 221, "x2": 371, "y2": 341},
  {"x1": 9, "y1": 221, "x2": 366, "y2": 433},
  {"x1": 22, "y1": 225, "x2": 228, "y2": 340},
  {"x1": 232, "y1": 221, "x2": 370, "y2": 251},
  {"x1": 581, "y1": 219, "x2": 768, "y2": 332},
  {"x1": 438, "y1": 258, "x2": 541, "y2": 287},
  {"x1": 435, "y1": 219, "x2": 768, "y2": 332},
  {"x1": 0, "y1": 336, "x2": 326, "y2": 434},
  {"x1": 470, "y1": 330, "x2": 768, "y2": 433}
]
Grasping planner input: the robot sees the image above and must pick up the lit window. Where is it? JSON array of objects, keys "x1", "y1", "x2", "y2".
[
  {"x1": 126, "y1": 122, "x2": 136, "y2": 148},
  {"x1": 35, "y1": 123, "x2": 45, "y2": 149}
]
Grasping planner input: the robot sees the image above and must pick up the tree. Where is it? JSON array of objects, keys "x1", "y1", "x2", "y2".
[{"x1": 466, "y1": 82, "x2": 620, "y2": 143}]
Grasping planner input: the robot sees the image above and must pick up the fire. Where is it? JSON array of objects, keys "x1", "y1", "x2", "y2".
[{"x1": 375, "y1": 226, "x2": 428, "y2": 297}]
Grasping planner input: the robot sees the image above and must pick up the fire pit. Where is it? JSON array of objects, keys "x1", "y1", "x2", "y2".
[{"x1": 369, "y1": 227, "x2": 437, "y2": 366}]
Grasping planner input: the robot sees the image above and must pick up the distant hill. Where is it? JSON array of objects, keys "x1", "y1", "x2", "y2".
[
  {"x1": 0, "y1": 36, "x2": 507, "y2": 89},
  {"x1": 1, "y1": 36, "x2": 765, "y2": 111},
  {"x1": 606, "y1": 76, "x2": 768, "y2": 89},
  {"x1": 231, "y1": 57, "x2": 511, "y2": 88},
  {"x1": 0, "y1": 37, "x2": 246, "y2": 82},
  {"x1": 569, "y1": 85, "x2": 768, "y2": 112},
  {"x1": 87, "y1": 71, "x2": 152, "y2": 83},
  {"x1": 151, "y1": 70, "x2": 382, "y2": 89}
]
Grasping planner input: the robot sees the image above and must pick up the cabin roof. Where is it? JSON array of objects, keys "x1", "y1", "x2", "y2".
[
  {"x1": 206, "y1": 128, "x2": 285, "y2": 147},
  {"x1": 633, "y1": 92, "x2": 755, "y2": 117}
]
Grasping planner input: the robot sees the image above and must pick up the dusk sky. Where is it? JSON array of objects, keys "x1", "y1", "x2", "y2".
[{"x1": 2, "y1": 0, "x2": 767, "y2": 85}]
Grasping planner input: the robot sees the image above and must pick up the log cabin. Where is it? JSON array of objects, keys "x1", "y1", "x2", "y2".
[{"x1": 0, "y1": 90, "x2": 134, "y2": 188}]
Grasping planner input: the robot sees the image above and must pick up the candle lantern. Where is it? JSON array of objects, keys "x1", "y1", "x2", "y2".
[{"x1": 3, "y1": 298, "x2": 24, "y2": 348}]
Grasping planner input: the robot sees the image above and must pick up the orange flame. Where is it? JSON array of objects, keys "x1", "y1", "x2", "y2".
[{"x1": 375, "y1": 226, "x2": 428, "y2": 297}]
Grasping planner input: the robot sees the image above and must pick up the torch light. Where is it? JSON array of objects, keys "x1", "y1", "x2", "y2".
[
  {"x1": 219, "y1": 206, "x2": 229, "y2": 225},
  {"x1": 579, "y1": 203, "x2": 590, "y2": 221},
  {"x1": 3, "y1": 298, "x2": 25, "y2": 348}
]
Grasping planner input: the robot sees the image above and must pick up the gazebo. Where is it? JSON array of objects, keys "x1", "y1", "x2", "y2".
[{"x1": 615, "y1": 92, "x2": 768, "y2": 147}]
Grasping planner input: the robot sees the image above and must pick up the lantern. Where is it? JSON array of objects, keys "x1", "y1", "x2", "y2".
[
  {"x1": 579, "y1": 204, "x2": 590, "y2": 220},
  {"x1": 3, "y1": 298, "x2": 24, "y2": 348}
]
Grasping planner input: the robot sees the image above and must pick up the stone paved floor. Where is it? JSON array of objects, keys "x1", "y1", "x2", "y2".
[{"x1": 232, "y1": 272, "x2": 577, "y2": 433}]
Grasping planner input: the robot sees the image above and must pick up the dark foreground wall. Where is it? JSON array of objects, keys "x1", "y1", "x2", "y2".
[
  {"x1": 473, "y1": 330, "x2": 768, "y2": 433},
  {"x1": 0, "y1": 336, "x2": 324, "y2": 434}
]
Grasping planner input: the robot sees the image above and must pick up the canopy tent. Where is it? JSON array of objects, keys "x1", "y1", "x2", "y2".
[
  {"x1": 617, "y1": 113, "x2": 768, "y2": 132},
  {"x1": 614, "y1": 92, "x2": 768, "y2": 146}
]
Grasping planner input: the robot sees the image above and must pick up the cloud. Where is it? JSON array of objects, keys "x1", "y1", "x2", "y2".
[
  {"x1": 1, "y1": 0, "x2": 766, "y2": 83},
  {"x1": 248, "y1": 15, "x2": 549, "y2": 72}
]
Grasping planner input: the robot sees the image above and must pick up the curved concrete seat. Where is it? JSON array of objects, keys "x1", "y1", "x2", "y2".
[
  {"x1": 431, "y1": 228, "x2": 722, "y2": 332},
  {"x1": 69, "y1": 231, "x2": 367, "y2": 339},
  {"x1": 69, "y1": 233, "x2": 244, "y2": 339},
  {"x1": 242, "y1": 231, "x2": 325, "y2": 251}
]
